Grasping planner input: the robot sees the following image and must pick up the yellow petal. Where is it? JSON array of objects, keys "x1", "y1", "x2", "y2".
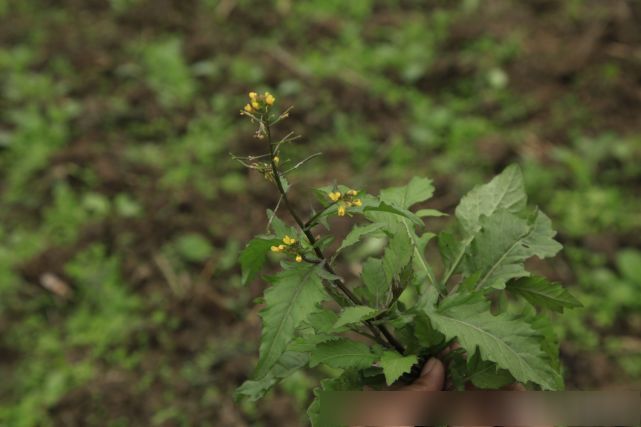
[
  {"x1": 265, "y1": 94, "x2": 275, "y2": 105},
  {"x1": 328, "y1": 191, "x2": 342, "y2": 202}
]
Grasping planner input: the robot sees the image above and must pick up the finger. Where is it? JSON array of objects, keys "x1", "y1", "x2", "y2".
[{"x1": 402, "y1": 357, "x2": 445, "y2": 391}]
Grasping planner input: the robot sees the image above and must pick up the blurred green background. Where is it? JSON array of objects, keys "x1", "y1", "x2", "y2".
[{"x1": 1, "y1": 0, "x2": 640, "y2": 425}]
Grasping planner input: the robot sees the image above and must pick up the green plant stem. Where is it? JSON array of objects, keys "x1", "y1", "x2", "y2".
[
  {"x1": 265, "y1": 119, "x2": 405, "y2": 354},
  {"x1": 303, "y1": 202, "x2": 337, "y2": 229}
]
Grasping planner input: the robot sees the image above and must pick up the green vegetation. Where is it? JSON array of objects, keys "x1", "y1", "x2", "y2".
[{"x1": 1, "y1": 0, "x2": 640, "y2": 425}]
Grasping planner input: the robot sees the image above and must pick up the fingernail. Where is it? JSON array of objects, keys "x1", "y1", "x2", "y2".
[{"x1": 421, "y1": 357, "x2": 438, "y2": 376}]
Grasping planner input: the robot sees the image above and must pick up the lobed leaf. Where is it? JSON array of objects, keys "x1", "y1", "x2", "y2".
[
  {"x1": 379, "y1": 176, "x2": 435, "y2": 209},
  {"x1": 253, "y1": 264, "x2": 328, "y2": 379},
  {"x1": 455, "y1": 164, "x2": 527, "y2": 234},
  {"x1": 507, "y1": 276, "x2": 582, "y2": 312},
  {"x1": 426, "y1": 292, "x2": 562, "y2": 390},
  {"x1": 463, "y1": 211, "x2": 562, "y2": 290},
  {"x1": 334, "y1": 305, "x2": 378, "y2": 329},
  {"x1": 310, "y1": 339, "x2": 377, "y2": 369},
  {"x1": 379, "y1": 351, "x2": 418, "y2": 385},
  {"x1": 335, "y1": 222, "x2": 385, "y2": 255}
]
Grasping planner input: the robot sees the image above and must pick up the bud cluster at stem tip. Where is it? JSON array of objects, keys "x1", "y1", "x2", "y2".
[
  {"x1": 271, "y1": 235, "x2": 304, "y2": 262},
  {"x1": 242, "y1": 91, "x2": 275, "y2": 114},
  {"x1": 328, "y1": 189, "x2": 362, "y2": 216}
]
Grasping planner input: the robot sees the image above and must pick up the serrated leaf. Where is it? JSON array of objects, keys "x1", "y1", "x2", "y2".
[
  {"x1": 382, "y1": 231, "x2": 413, "y2": 283},
  {"x1": 380, "y1": 176, "x2": 434, "y2": 209},
  {"x1": 507, "y1": 276, "x2": 582, "y2": 312},
  {"x1": 334, "y1": 306, "x2": 378, "y2": 329},
  {"x1": 463, "y1": 211, "x2": 562, "y2": 290},
  {"x1": 455, "y1": 164, "x2": 527, "y2": 234},
  {"x1": 465, "y1": 351, "x2": 515, "y2": 389},
  {"x1": 310, "y1": 339, "x2": 377, "y2": 369},
  {"x1": 240, "y1": 237, "x2": 279, "y2": 285},
  {"x1": 361, "y1": 258, "x2": 389, "y2": 308},
  {"x1": 335, "y1": 223, "x2": 385, "y2": 255},
  {"x1": 426, "y1": 292, "x2": 562, "y2": 390},
  {"x1": 236, "y1": 351, "x2": 308, "y2": 401},
  {"x1": 307, "y1": 310, "x2": 340, "y2": 333},
  {"x1": 254, "y1": 264, "x2": 328, "y2": 379},
  {"x1": 379, "y1": 351, "x2": 418, "y2": 385},
  {"x1": 289, "y1": 334, "x2": 337, "y2": 352}
]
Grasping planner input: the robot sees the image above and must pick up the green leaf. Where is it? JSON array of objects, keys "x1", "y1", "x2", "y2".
[
  {"x1": 310, "y1": 339, "x2": 377, "y2": 369},
  {"x1": 379, "y1": 351, "x2": 418, "y2": 385},
  {"x1": 463, "y1": 211, "x2": 562, "y2": 290},
  {"x1": 236, "y1": 351, "x2": 308, "y2": 401},
  {"x1": 253, "y1": 264, "x2": 328, "y2": 379},
  {"x1": 335, "y1": 223, "x2": 385, "y2": 255},
  {"x1": 465, "y1": 351, "x2": 515, "y2": 389},
  {"x1": 240, "y1": 237, "x2": 279, "y2": 285},
  {"x1": 455, "y1": 164, "x2": 527, "y2": 234},
  {"x1": 307, "y1": 310, "x2": 340, "y2": 333},
  {"x1": 334, "y1": 306, "x2": 378, "y2": 329},
  {"x1": 416, "y1": 208, "x2": 447, "y2": 218},
  {"x1": 289, "y1": 334, "x2": 337, "y2": 352},
  {"x1": 382, "y1": 231, "x2": 413, "y2": 283},
  {"x1": 308, "y1": 370, "x2": 362, "y2": 427},
  {"x1": 363, "y1": 202, "x2": 423, "y2": 226},
  {"x1": 426, "y1": 292, "x2": 562, "y2": 390},
  {"x1": 266, "y1": 209, "x2": 295, "y2": 236},
  {"x1": 361, "y1": 258, "x2": 389, "y2": 308},
  {"x1": 507, "y1": 276, "x2": 582, "y2": 312},
  {"x1": 380, "y1": 176, "x2": 434, "y2": 209}
]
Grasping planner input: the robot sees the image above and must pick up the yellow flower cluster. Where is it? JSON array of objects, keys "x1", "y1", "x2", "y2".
[
  {"x1": 327, "y1": 189, "x2": 362, "y2": 217},
  {"x1": 271, "y1": 235, "x2": 303, "y2": 262},
  {"x1": 243, "y1": 91, "x2": 276, "y2": 114}
]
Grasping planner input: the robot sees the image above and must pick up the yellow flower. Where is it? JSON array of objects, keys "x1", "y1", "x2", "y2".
[
  {"x1": 270, "y1": 245, "x2": 281, "y2": 252},
  {"x1": 352, "y1": 198, "x2": 362, "y2": 207},
  {"x1": 328, "y1": 191, "x2": 341, "y2": 202},
  {"x1": 273, "y1": 156, "x2": 280, "y2": 166},
  {"x1": 265, "y1": 92, "x2": 275, "y2": 105},
  {"x1": 347, "y1": 189, "x2": 358, "y2": 196},
  {"x1": 278, "y1": 244, "x2": 286, "y2": 250},
  {"x1": 283, "y1": 235, "x2": 296, "y2": 245},
  {"x1": 249, "y1": 91, "x2": 258, "y2": 100},
  {"x1": 244, "y1": 104, "x2": 253, "y2": 112},
  {"x1": 251, "y1": 101, "x2": 260, "y2": 110},
  {"x1": 337, "y1": 205, "x2": 346, "y2": 216},
  {"x1": 295, "y1": 254, "x2": 303, "y2": 263}
]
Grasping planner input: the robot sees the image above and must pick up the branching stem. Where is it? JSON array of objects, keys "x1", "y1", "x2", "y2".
[{"x1": 264, "y1": 119, "x2": 405, "y2": 354}]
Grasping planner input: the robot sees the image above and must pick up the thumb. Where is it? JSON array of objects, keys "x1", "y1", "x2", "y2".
[{"x1": 401, "y1": 357, "x2": 445, "y2": 391}]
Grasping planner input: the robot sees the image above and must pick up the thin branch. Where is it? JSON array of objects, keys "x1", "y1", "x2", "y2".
[
  {"x1": 281, "y1": 152, "x2": 323, "y2": 175},
  {"x1": 266, "y1": 194, "x2": 284, "y2": 233}
]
